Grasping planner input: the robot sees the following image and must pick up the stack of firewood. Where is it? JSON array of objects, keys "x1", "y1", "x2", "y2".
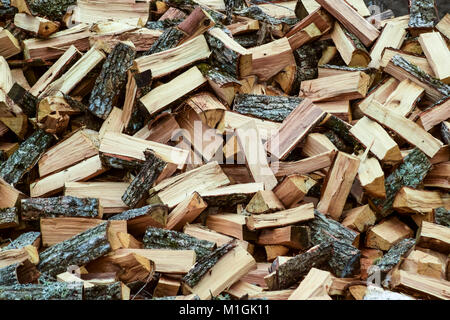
[{"x1": 0, "y1": 0, "x2": 449, "y2": 300}]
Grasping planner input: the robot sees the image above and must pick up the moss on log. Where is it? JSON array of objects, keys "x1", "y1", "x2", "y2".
[
  {"x1": 182, "y1": 241, "x2": 236, "y2": 288},
  {"x1": 88, "y1": 42, "x2": 135, "y2": 120},
  {"x1": 434, "y1": 207, "x2": 450, "y2": 227},
  {"x1": 233, "y1": 94, "x2": 302, "y2": 122},
  {"x1": 0, "y1": 129, "x2": 54, "y2": 186},
  {"x1": 21, "y1": 196, "x2": 101, "y2": 221},
  {"x1": 121, "y1": 150, "x2": 168, "y2": 208},
  {"x1": 29, "y1": 0, "x2": 76, "y2": 20},
  {"x1": 0, "y1": 282, "x2": 83, "y2": 300},
  {"x1": 408, "y1": 0, "x2": 438, "y2": 29},
  {"x1": 0, "y1": 207, "x2": 19, "y2": 229},
  {"x1": 145, "y1": 19, "x2": 184, "y2": 30},
  {"x1": 38, "y1": 222, "x2": 111, "y2": 280},
  {"x1": 372, "y1": 238, "x2": 416, "y2": 277},
  {"x1": 370, "y1": 148, "x2": 431, "y2": 217},
  {"x1": 143, "y1": 227, "x2": 215, "y2": 259},
  {"x1": 1, "y1": 232, "x2": 40, "y2": 251},
  {"x1": 7, "y1": 83, "x2": 37, "y2": 117}
]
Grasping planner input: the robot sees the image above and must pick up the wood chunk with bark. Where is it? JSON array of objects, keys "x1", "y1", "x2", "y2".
[
  {"x1": 341, "y1": 205, "x2": 376, "y2": 233},
  {"x1": 109, "y1": 204, "x2": 168, "y2": 235},
  {"x1": 143, "y1": 227, "x2": 215, "y2": 259},
  {"x1": 271, "y1": 151, "x2": 336, "y2": 178},
  {"x1": 274, "y1": 174, "x2": 316, "y2": 208},
  {"x1": 0, "y1": 282, "x2": 83, "y2": 300},
  {"x1": 366, "y1": 217, "x2": 414, "y2": 251},
  {"x1": 393, "y1": 187, "x2": 444, "y2": 214},
  {"x1": 7, "y1": 83, "x2": 37, "y2": 117},
  {"x1": 0, "y1": 245, "x2": 39, "y2": 269},
  {"x1": 1, "y1": 232, "x2": 40, "y2": 252},
  {"x1": 84, "y1": 282, "x2": 130, "y2": 300},
  {"x1": 408, "y1": 0, "x2": 439, "y2": 36},
  {"x1": 371, "y1": 238, "x2": 416, "y2": 277},
  {"x1": 418, "y1": 32, "x2": 450, "y2": 84},
  {"x1": 258, "y1": 225, "x2": 310, "y2": 250},
  {"x1": 0, "y1": 260, "x2": 40, "y2": 286},
  {"x1": 390, "y1": 269, "x2": 450, "y2": 300},
  {"x1": 331, "y1": 22, "x2": 371, "y2": 67},
  {"x1": 206, "y1": 214, "x2": 258, "y2": 241},
  {"x1": 434, "y1": 207, "x2": 450, "y2": 227},
  {"x1": 358, "y1": 156, "x2": 385, "y2": 199},
  {"x1": 0, "y1": 207, "x2": 19, "y2": 230},
  {"x1": 288, "y1": 268, "x2": 332, "y2": 300},
  {"x1": 14, "y1": 13, "x2": 59, "y2": 38},
  {"x1": 416, "y1": 221, "x2": 450, "y2": 254},
  {"x1": 177, "y1": 6, "x2": 215, "y2": 43},
  {"x1": 383, "y1": 79, "x2": 425, "y2": 117},
  {"x1": 87, "y1": 42, "x2": 135, "y2": 120},
  {"x1": 245, "y1": 190, "x2": 285, "y2": 214},
  {"x1": 436, "y1": 13, "x2": 450, "y2": 40},
  {"x1": 380, "y1": 48, "x2": 434, "y2": 76},
  {"x1": 417, "y1": 97, "x2": 450, "y2": 131},
  {"x1": 0, "y1": 28, "x2": 21, "y2": 59},
  {"x1": 184, "y1": 92, "x2": 227, "y2": 129},
  {"x1": 37, "y1": 222, "x2": 112, "y2": 280},
  {"x1": 199, "y1": 183, "x2": 263, "y2": 208}
]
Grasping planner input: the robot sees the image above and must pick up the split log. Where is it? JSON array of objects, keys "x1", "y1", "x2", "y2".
[
  {"x1": 418, "y1": 32, "x2": 450, "y2": 84},
  {"x1": 143, "y1": 227, "x2": 215, "y2": 259},
  {"x1": 308, "y1": 211, "x2": 360, "y2": 246},
  {"x1": 177, "y1": 7, "x2": 215, "y2": 42},
  {"x1": 7, "y1": 83, "x2": 37, "y2": 117},
  {"x1": 21, "y1": 196, "x2": 102, "y2": 221},
  {"x1": 273, "y1": 174, "x2": 316, "y2": 207},
  {"x1": 109, "y1": 204, "x2": 168, "y2": 235},
  {"x1": 423, "y1": 162, "x2": 449, "y2": 190},
  {"x1": 223, "y1": 110, "x2": 280, "y2": 141},
  {"x1": 227, "y1": 17, "x2": 259, "y2": 36},
  {"x1": 0, "y1": 246, "x2": 39, "y2": 269},
  {"x1": 436, "y1": 13, "x2": 450, "y2": 40},
  {"x1": 408, "y1": 0, "x2": 438, "y2": 36},
  {"x1": 317, "y1": 152, "x2": 360, "y2": 220},
  {"x1": 183, "y1": 92, "x2": 226, "y2": 129},
  {"x1": 417, "y1": 97, "x2": 450, "y2": 131},
  {"x1": 393, "y1": 187, "x2": 444, "y2": 214},
  {"x1": 416, "y1": 221, "x2": 450, "y2": 254},
  {"x1": 1, "y1": 232, "x2": 40, "y2": 251},
  {"x1": 288, "y1": 268, "x2": 332, "y2": 300},
  {"x1": 233, "y1": 94, "x2": 301, "y2": 122},
  {"x1": 0, "y1": 207, "x2": 19, "y2": 229},
  {"x1": 0, "y1": 28, "x2": 21, "y2": 59},
  {"x1": 0, "y1": 260, "x2": 39, "y2": 286},
  {"x1": 380, "y1": 48, "x2": 434, "y2": 76},
  {"x1": 434, "y1": 207, "x2": 450, "y2": 227},
  {"x1": 199, "y1": 183, "x2": 263, "y2": 207},
  {"x1": 382, "y1": 79, "x2": 424, "y2": 117},
  {"x1": 402, "y1": 248, "x2": 447, "y2": 279},
  {"x1": 265, "y1": 99, "x2": 326, "y2": 160},
  {"x1": 246, "y1": 202, "x2": 315, "y2": 231},
  {"x1": 358, "y1": 156, "x2": 385, "y2": 198},
  {"x1": 366, "y1": 217, "x2": 414, "y2": 251},
  {"x1": 37, "y1": 222, "x2": 112, "y2": 280},
  {"x1": 14, "y1": 13, "x2": 59, "y2": 38},
  {"x1": 153, "y1": 276, "x2": 181, "y2": 298},
  {"x1": 0, "y1": 282, "x2": 83, "y2": 300},
  {"x1": 371, "y1": 238, "x2": 416, "y2": 277},
  {"x1": 271, "y1": 151, "x2": 336, "y2": 177},
  {"x1": 245, "y1": 190, "x2": 285, "y2": 214},
  {"x1": 390, "y1": 270, "x2": 450, "y2": 300},
  {"x1": 258, "y1": 225, "x2": 310, "y2": 250},
  {"x1": 0, "y1": 129, "x2": 54, "y2": 186},
  {"x1": 341, "y1": 205, "x2": 376, "y2": 233},
  {"x1": 84, "y1": 282, "x2": 130, "y2": 300},
  {"x1": 225, "y1": 280, "x2": 262, "y2": 299},
  {"x1": 331, "y1": 22, "x2": 370, "y2": 67},
  {"x1": 206, "y1": 214, "x2": 258, "y2": 241}
]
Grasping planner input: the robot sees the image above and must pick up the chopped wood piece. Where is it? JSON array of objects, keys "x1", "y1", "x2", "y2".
[
  {"x1": 0, "y1": 28, "x2": 21, "y2": 59},
  {"x1": 117, "y1": 232, "x2": 142, "y2": 249},
  {"x1": 133, "y1": 35, "x2": 210, "y2": 77},
  {"x1": 436, "y1": 13, "x2": 450, "y2": 40},
  {"x1": 247, "y1": 203, "x2": 315, "y2": 231},
  {"x1": 143, "y1": 227, "x2": 215, "y2": 259},
  {"x1": 300, "y1": 71, "x2": 370, "y2": 102},
  {"x1": 154, "y1": 276, "x2": 181, "y2": 297},
  {"x1": 7, "y1": 82, "x2": 37, "y2": 117},
  {"x1": 288, "y1": 268, "x2": 332, "y2": 300},
  {"x1": 14, "y1": 13, "x2": 59, "y2": 38},
  {"x1": 408, "y1": 0, "x2": 438, "y2": 35},
  {"x1": 331, "y1": 22, "x2": 370, "y2": 67},
  {"x1": 380, "y1": 48, "x2": 434, "y2": 76},
  {"x1": 317, "y1": 152, "x2": 360, "y2": 220},
  {"x1": 258, "y1": 225, "x2": 310, "y2": 250},
  {"x1": 423, "y1": 162, "x2": 449, "y2": 190},
  {"x1": 416, "y1": 221, "x2": 450, "y2": 254},
  {"x1": 206, "y1": 27, "x2": 252, "y2": 79},
  {"x1": 0, "y1": 282, "x2": 83, "y2": 300},
  {"x1": 109, "y1": 204, "x2": 168, "y2": 235},
  {"x1": 274, "y1": 174, "x2": 316, "y2": 207},
  {"x1": 225, "y1": 280, "x2": 263, "y2": 299},
  {"x1": 383, "y1": 79, "x2": 424, "y2": 117},
  {"x1": 372, "y1": 238, "x2": 416, "y2": 277},
  {"x1": 140, "y1": 66, "x2": 207, "y2": 116},
  {"x1": 366, "y1": 217, "x2": 414, "y2": 251},
  {"x1": 390, "y1": 270, "x2": 450, "y2": 300},
  {"x1": 402, "y1": 248, "x2": 447, "y2": 279},
  {"x1": 0, "y1": 208, "x2": 19, "y2": 230},
  {"x1": 199, "y1": 183, "x2": 263, "y2": 207},
  {"x1": 393, "y1": 187, "x2": 444, "y2": 214},
  {"x1": 0, "y1": 245, "x2": 39, "y2": 269},
  {"x1": 245, "y1": 190, "x2": 285, "y2": 214},
  {"x1": 315, "y1": 0, "x2": 379, "y2": 46},
  {"x1": 271, "y1": 151, "x2": 336, "y2": 177},
  {"x1": 342, "y1": 205, "x2": 376, "y2": 233},
  {"x1": 227, "y1": 18, "x2": 259, "y2": 36},
  {"x1": 265, "y1": 245, "x2": 289, "y2": 262},
  {"x1": 361, "y1": 101, "x2": 443, "y2": 158},
  {"x1": 84, "y1": 282, "x2": 130, "y2": 300},
  {"x1": 21, "y1": 196, "x2": 102, "y2": 221},
  {"x1": 358, "y1": 156, "x2": 385, "y2": 198},
  {"x1": 0, "y1": 260, "x2": 39, "y2": 286},
  {"x1": 417, "y1": 97, "x2": 450, "y2": 131},
  {"x1": 183, "y1": 242, "x2": 256, "y2": 300},
  {"x1": 265, "y1": 99, "x2": 325, "y2": 160},
  {"x1": 206, "y1": 214, "x2": 257, "y2": 241},
  {"x1": 418, "y1": 32, "x2": 450, "y2": 84},
  {"x1": 177, "y1": 7, "x2": 215, "y2": 42}
]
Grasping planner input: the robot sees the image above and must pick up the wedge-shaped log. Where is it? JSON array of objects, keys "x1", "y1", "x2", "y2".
[
  {"x1": 166, "y1": 192, "x2": 207, "y2": 231},
  {"x1": 372, "y1": 238, "x2": 416, "y2": 277},
  {"x1": 417, "y1": 97, "x2": 450, "y2": 131},
  {"x1": 358, "y1": 156, "x2": 385, "y2": 198},
  {"x1": 436, "y1": 13, "x2": 450, "y2": 40},
  {"x1": 0, "y1": 28, "x2": 21, "y2": 59},
  {"x1": 0, "y1": 207, "x2": 19, "y2": 230},
  {"x1": 206, "y1": 214, "x2": 257, "y2": 241},
  {"x1": 288, "y1": 268, "x2": 332, "y2": 300},
  {"x1": 317, "y1": 152, "x2": 360, "y2": 220},
  {"x1": 0, "y1": 282, "x2": 83, "y2": 300},
  {"x1": 271, "y1": 151, "x2": 336, "y2": 177},
  {"x1": 21, "y1": 196, "x2": 102, "y2": 221},
  {"x1": 245, "y1": 190, "x2": 285, "y2": 214},
  {"x1": 247, "y1": 203, "x2": 315, "y2": 231},
  {"x1": 380, "y1": 48, "x2": 434, "y2": 76},
  {"x1": 382, "y1": 79, "x2": 424, "y2": 117},
  {"x1": 315, "y1": 0, "x2": 379, "y2": 46},
  {"x1": 366, "y1": 217, "x2": 414, "y2": 251},
  {"x1": 258, "y1": 225, "x2": 310, "y2": 250},
  {"x1": 341, "y1": 205, "x2": 376, "y2": 233},
  {"x1": 265, "y1": 99, "x2": 325, "y2": 160},
  {"x1": 274, "y1": 174, "x2": 316, "y2": 208},
  {"x1": 199, "y1": 183, "x2": 263, "y2": 207},
  {"x1": 393, "y1": 187, "x2": 444, "y2": 214},
  {"x1": 416, "y1": 221, "x2": 450, "y2": 254},
  {"x1": 1, "y1": 232, "x2": 40, "y2": 251},
  {"x1": 109, "y1": 204, "x2": 168, "y2": 235},
  {"x1": 7, "y1": 83, "x2": 37, "y2": 117},
  {"x1": 14, "y1": 13, "x2": 59, "y2": 38},
  {"x1": 390, "y1": 270, "x2": 450, "y2": 300},
  {"x1": 331, "y1": 22, "x2": 370, "y2": 67}
]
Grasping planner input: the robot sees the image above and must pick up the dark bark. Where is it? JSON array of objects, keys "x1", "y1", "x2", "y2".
[
  {"x1": 88, "y1": 42, "x2": 136, "y2": 120},
  {"x1": 320, "y1": 64, "x2": 375, "y2": 74},
  {"x1": 100, "y1": 153, "x2": 144, "y2": 171},
  {"x1": 0, "y1": 282, "x2": 83, "y2": 300},
  {"x1": 268, "y1": 242, "x2": 333, "y2": 290},
  {"x1": 1, "y1": 232, "x2": 40, "y2": 251},
  {"x1": 202, "y1": 193, "x2": 253, "y2": 208},
  {"x1": 0, "y1": 129, "x2": 54, "y2": 186},
  {"x1": 324, "y1": 130, "x2": 353, "y2": 153},
  {"x1": 233, "y1": 94, "x2": 302, "y2": 122},
  {"x1": 0, "y1": 0, "x2": 16, "y2": 18},
  {"x1": 233, "y1": 6, "x2": 298, "y2": 26},
  {"x1": 62, "y1": 94, "x2": 87, "y2": 112},
  {"x1": 329, "y1": 240, "x2": 361, "y2": 278},
  {"x1": 124, "y1": 70, "x2": 152, "y2": 135},
  {"x1": 224, "y1": 0, "x2": 245, "y2": 24},
  {"x1": 308, "y1": 211, "x2": 360, "y2": 245},
  {"x1": 38, "y1": 222, "x2": 111, "y2": 280},
  {"x1": 143, "y1": 227, "x2": 216, "y2": 259},
  {"x1": 233, "y1": 33, "x2": 269, "y2": 48},
  {"x1": 0, "y1": 260, "x2": 39, "y2": 285},
  {"x1": 293, "y1": 43, "x2": 325, "y2": 84},
  {"x1": 28, "y1": 0, "x2": 76, "y2": 20},
  {"x1": 144, "y1": 27, "x2": 185, "y2": 56},
  {"x1": 434, "y1": 207, "x2": 450, "y2": 227},
  {"x1": 441, "y1": 122, "x2": 450, "y2": 145},
  {"x1": 197, "y1": 63, "x2": 240, "y2": 87},
  {"x1": 121, "y1": 150, "x2": 168, "y2": 208},
  {"x1": 84, "y1": 282, "x2": 125, "y2": 300},
  {"x1": 0, "y1": 264, "x2": 20, "y2": 286},
  {"x1": 7, "y1": 83, "x2": 37, "y2": 117},
  {"x1": 408, "y1": 0, "x2": 438, "y2": 29},
  {"x1": 372, "y1": 238, "x2": 416, "y2": 277},
  {"x1": 145, "y1": 19, "x2": 184, "y2": 30},
  {"x1": 20, "y1": 196, "x2": 101, "y2": 221},
  {"x1": 322, "y1": 115, "x2": 363, "y2": 152},
  {"x1": 0, "y1": 207, "x2": 19, "y2": 229},
  {"x1": 370, "y1": 148, "x2": 432, "y2": 218},
  {"x1": 182, "y1": 241, "x2": 236, "y2": 288},
  {"x1": 109, "y1": 204, "x2": 168, "y2": 233}
]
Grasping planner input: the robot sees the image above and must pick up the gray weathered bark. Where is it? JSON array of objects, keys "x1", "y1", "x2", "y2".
[{"x1": 0, "y1": 282, "x2": 83, "y2": 300}]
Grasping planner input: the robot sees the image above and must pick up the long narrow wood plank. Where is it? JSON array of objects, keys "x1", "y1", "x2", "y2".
[{"x1": 270, "y1": 151, "x2": 336, "y2": 177}]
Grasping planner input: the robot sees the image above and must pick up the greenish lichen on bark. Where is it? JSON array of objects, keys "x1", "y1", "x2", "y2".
[
  {"x1": 372, "y1": 238, "x2": 415, "y2": 276},
  {"x1": 182, "y1": 241, "x2": 236, "y2": 288},
  {"x1": 100, "y1": 153, "x2": 144, "y2": 171},
  {"x1": 145, "y1": 19, "x2": 184, "y2": 30},
  {"x1": 197, "y1": 63, "x2": 240, "y2": 87},
  {"x1": 0, "y1": 207, "x2": 19, "y2": 229},
  {"x1": 121, "y1": 150, "x2": 167, "y2": 208},
  {"x1": 38, "y1": 222, "x2": 111, "y2": 280},
  {"x1": 205, "y1": 32, "x2": 242, "y2": 79},
  {"x1": 21, "y1": 196, "x2": 100, "y2": 221},
  {"x1": 233, "y1": 6, "x2": 298, "y2": 26},
  {"x1": 84, "y1": 282, "x2": 124, "y2": 300},
  {"x1": 144, "y1": 27, "x2": 185, "y2": 56},
  {"x1": 29, "y1": 0, "x2": 76, "y2": 20},
  {"x1": 143, "y1": 227, "x2": 215, "y2": 259},
  {"x1": 233, "y1": 94, "x2": 302, "y2": 122},
  {"x1": 109, "y1": 204, "x2": 168, "y2": 228},
  {"x1": 434, "y1": 207, "x2": 450, "y2": 227},
  {"x1": 0, "y1": 282, "x2": 83, "y2": 300},
  {"x1": 408, "y1": 0, "x2": 438, "y2": 29},
  {"x1": 88, "y1": 42, "x2": 136, "y2": 120},
  {"x1": 0, "y1": 129, "x2": 54, "y2": 186},
  {"x1": 0, "y1": 263, "x2": 20, "y2": 286},
  {"x1": 7, "y1": 83, "x2": 37, "y2": 117},
  {"x1": 371, "y1": 148, "x2": 431, "y2": 217},
  {"x1": 1, "y1": 232, "x2": 40, "y2": 251}
]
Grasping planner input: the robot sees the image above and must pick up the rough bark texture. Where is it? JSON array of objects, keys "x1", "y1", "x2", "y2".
[
  {"x1": 88, "y1": 42, "x2": 136, "y2": 120},
  {"x1": 324, "y1": 130, "x2": 353, "y2": 153},
  {"x1": 441, "y1": 122, "x2": 450, "y2": 145},
  {"x1": 233, "y1": 6, "x2": 298, "y2": 26},
  {"x1": 108, "y1": 204, "x2": 168, "y2": 225},
  {"x1": 100, "y1": 153, "x2": 144, "y2": 171},
  {"x1": 205, "y1": 32, "x2": 244, "y2": 79},
  {"x1": 21, "y1": 196, "x2": 100, "y2": 221},
  {"x1": 0, "y1": 282, "x2": 83, "y2": 300},
  {"x1": 0, "y1": 207, "x2": 19, "y2": 228},
  {"x1": 234, "y1": 33, "x2": 268, "y2": 48},
  {"x1": 144, "y1": 27, "x2": 185, "y2": 56},
  {"x1": 233, "y1": 94, "x2": 302, "y2": 122},
  {"x1": 372, "y1": 238, "x2": 416, "y2": 276},
  {"x1": 29, "y1": 0, "x2": 76, "y2": 20},
  {"x1": 145, "y1": 19, "x2": 183, "y2": 31},
  {"x1": 321, "y1": 64, "x2": 375, "y2": 73},
  {"x1": 224, "y1": 0, "x2": 245, "y2": 24},
  {"x1": 294, "y1": 43, "x2": 326, "y2": 84},
  {"x1": 329, "y1": 240, "x2": 361, "y2": 278},
  {"x1": 143, "y1": 227, "x2": 215, "y2": 259},
  {"x1": 38, "y1": 222, "x2": 111, "y2": 280},
  {"x1": 391, "y1": 55, "x2": 450, "y2": 97},
  {"x1": 0, "y1": 263, "x2": 20, "y2": 286},
  {"x1": 1, "y1": 232, "x2": 40, "y2": 251},
  {"x1": 0, "y1": 0, "x2": 16, "y2": 17},
  {"x1": 408, "y1": 0, "x2": 438, "y2": 29},
  {"x1": 182, "y1": 241, "x2": 236, "y2": 288},
  {"x1": 202, "y1": 193, "x2": 251, "y2": 208},
  {"x1": 342, "y1": 25, "x2": 369, "y2": 54},
  {"x1": 197, "y1": 63, "x2": 240, "y2": 88},
  {"x1": 434, "y1": 207, "x2": 450, "y2": 227},
  {"x1": 124, "y1": 70, "x2": 152, "y2": 135},
  {"x1": 0, "y1": 129, "x2": 54, "y2": 186},
  {"x1": 308, "y1": 211, "x2": 359, "y2": 245},
  {"x1": 7, "y1": 83, "x2": 37, "y2": 117},
  {"x1": 121, "y1": 150, "x2": 168, "y2": 208},
  {"x1": 371, "y1": 148, "x2": 431, "y2": 217},
  {"x1": 84, "y1": 282, "x2": 124, "y2": 300},
  {"x1": 270, "y1": 242, "x2": 333, "y2": 290},
  {"x1": 322, "y1": 115, "x2": 363, "y2": 152}
]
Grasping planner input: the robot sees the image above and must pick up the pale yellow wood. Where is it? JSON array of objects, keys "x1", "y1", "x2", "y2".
[
  {"x1": 419, "y1": 32, "x2": 450, "y2": 84},
  {"x1": 393, "y1": 187, "x2": 444, "y2": 214},
  {"x1": 98, "y1": 107, "x2": 124, "y2": 140},
  {"x1": 246, "y1": 203, "x2": 315, "y2": 230},
  {"x1": 380, "y1": 48, "x2": 435, "y2": 76},
  {"x1": 436, "y1": 13, "x2": 450, "y2": 40},
  {"x1": 366, "y1": 217, "x2": 414, "y2": 251},
  {"x1": 288, "y1": 268, "x2": 332, "y2": 300},
  {"x1": 383, "y1": 79, "x2": 424, "y2": 116},
  {"x1": 0, "y1": 28, "x2": 21, "y2": 58}
]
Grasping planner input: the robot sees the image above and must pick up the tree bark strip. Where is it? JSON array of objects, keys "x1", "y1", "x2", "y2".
[
  {"x1": 7, "y1": 83, "x2": 37, "y2": 117},
  {"x1": 0, "y1": 207, "x2": 19, "y2": 229},
  {"x1": 0, "y1": 282, "x2": 83, "y2": 300},
  {"x1": 372, "y1": 238, "x2": 416, "y2": 277}
]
